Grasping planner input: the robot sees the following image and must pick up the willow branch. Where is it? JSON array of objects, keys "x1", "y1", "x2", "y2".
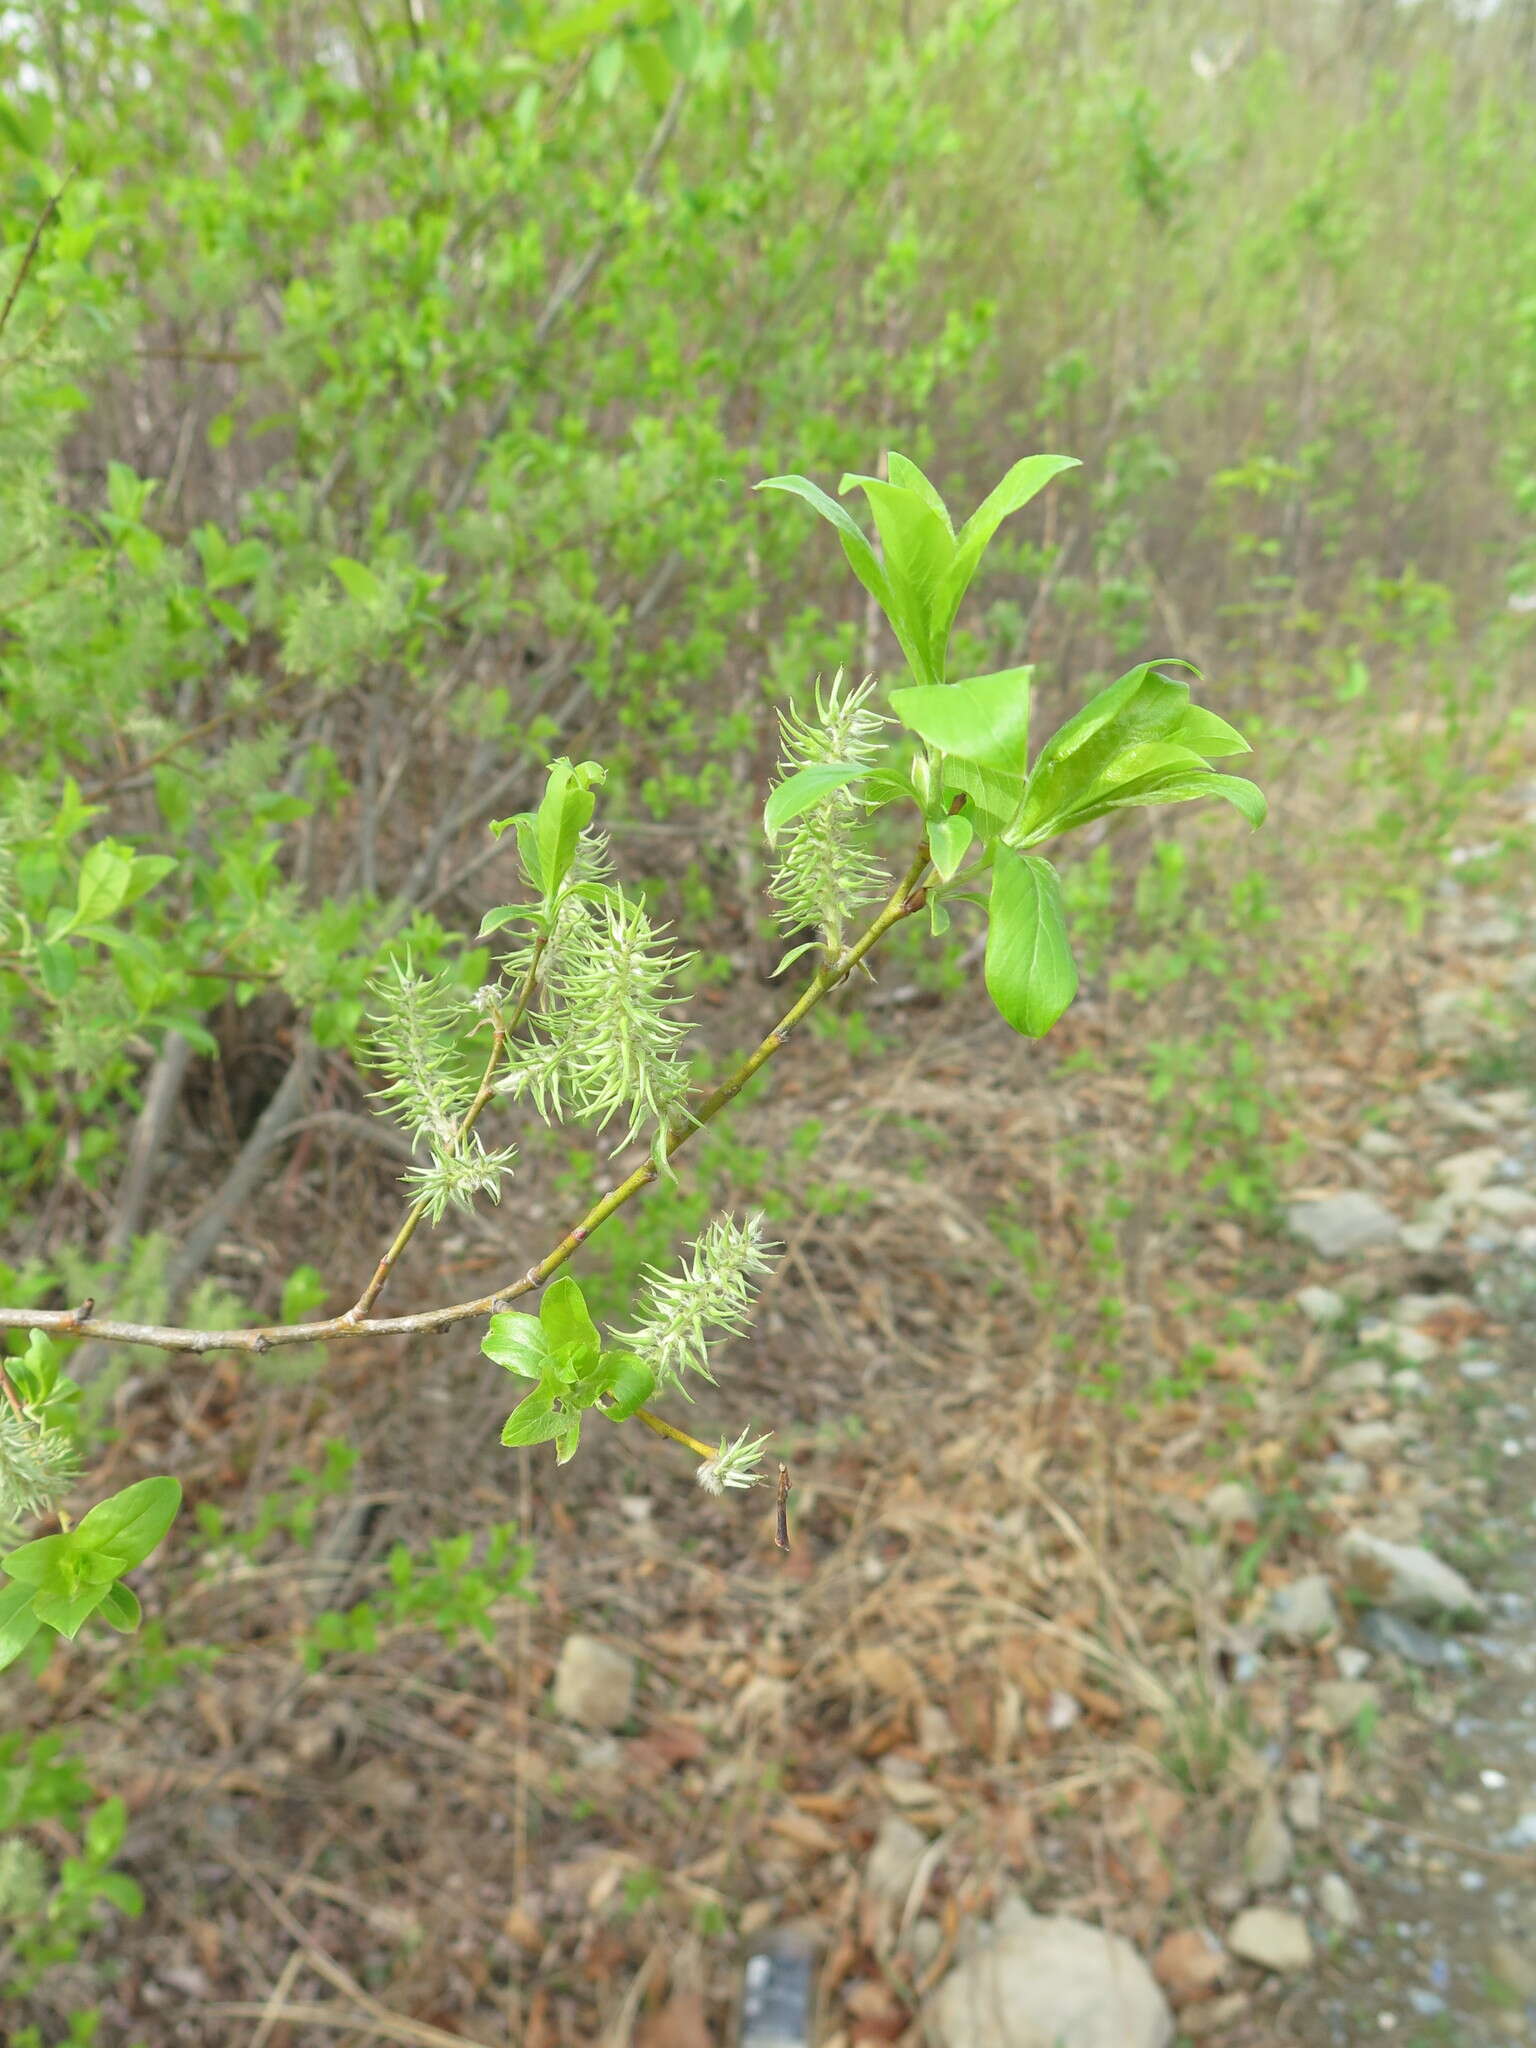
[{"x1": 0, "y1": 845, "x2": 931, "y2": 1358}]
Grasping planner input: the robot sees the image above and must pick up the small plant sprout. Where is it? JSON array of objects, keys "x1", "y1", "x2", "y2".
[{"x1": 0, "y1": 449, "x2": 1265, "y2": 1664}]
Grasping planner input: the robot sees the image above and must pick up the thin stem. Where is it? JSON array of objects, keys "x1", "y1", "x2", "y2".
[
  {"x1": 0, "y1": 842, "x2": 931, "y2": 1358},
  {"x1": 630, "y1": 1407, "x2": 714, "y2": 1461}
]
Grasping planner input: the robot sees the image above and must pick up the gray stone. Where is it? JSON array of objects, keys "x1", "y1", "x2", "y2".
[
  {"x1": 1459, "y1": 1357, "x2": 1503, "y2": 1381},
  {"x1": 1317, "y1": 1456, "x2": 1372, "y2": 1496},
  {"x1": 1433, "y1": 1145, "x2": 1506, "y2": 1201},
  {"x1": 1471, "y1": 1184, "x2": 1536, "y2": 1225},
  {"x1": 927, "y1": 1903, "x2": 1173, "y2": 2048},
  {"x1": 1341, "y1": 1530, "x2": 1486, "y2": 1622},
  {"x1": 1226, "y1": 1907, "x2": 1314, "y2": 1973},
  {"x1": 1285, "y1": 1772, "x2": 1323, "y2": 1834},
  {"x1": 1359, "y1": 1610, "x2": 1455, "y2": 1669},
  {"x1": 1241, "y1": 1792, "x2": 1293, "y2": 1888},
  {"x1": 1327, "y1": 1358, "x2": 1387, "y2": 1395},
  {"x1": 1335, "y1": 1646, "x2": 1372, "y2": 1681},
  {"x1": 1205, "y1": 1481, "x2": 1259, "y2": 1530},
  {"x1": 1401, "y1": 1219, "x2": 1449, "y2": 1255},
  {"x1": 1316, "y1": 1872, "x2": 1363, "y2": 1930},
  {"x1": 1334, "y1": 1421, "x2": 1399, "y2": 1463},
  {"x1": 1295, "y1": 1285, "x2": 1346, "y2": 1325},
  {"x1": 864, "y1": 1814, "x2": 929, "y2": 1907},
  {"x1": 1264, "y1": 1574, "x2": 1339, "y2": 1644},
  {"x1": 1311, "y1": 1680, "x2": 1381, "y2": 1734},
  {"x1": 1357, "y1": 1128, "x2": 1404, "y2": 1158},
  {"x1": 550, "y1": 1633, "x2": 635, "y2": 1730},
  {"x1": 1287, "y1": 1193, "x2": 1401, "y2": 1258}
]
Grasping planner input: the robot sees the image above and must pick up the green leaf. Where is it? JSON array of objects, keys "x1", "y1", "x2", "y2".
[
  {"x1": 886, "y1": 452, "x2": 954, "y2": 532},
  {"x1": 500, "y1": 1388, "x2": 567, "y2": 1447},
  {"x1": 97, "y1": 1581, "x2": 142, "y2": 1633},
  {"x1": 73, "y1": 840, "x2": 134, "y2": 928},
  {"x1": 939, "y1": 756, "x2": 1022, "y2": 842},
  {"x1": 1, "y1": 1531, "x2": 76, "y2": 1590},
  {"x1": 599, "y1": 1351, "x2": 656, "y2": 1421},
  {"x1": 37, "y1": 940, "x2": 78, "y2": 997},
  {"x1": 948, "y1": 455, "x2": 1080, "y2": 616},
  {"x1": 839, "y1": 473, "x2": 957, "y2": 686},
  {"x1": 534, "y1": 757, "x2": 600, "y2": 901},
  {"x1": 890, "y1": 666, "x2": 1033, "y2": 777},
  {"x1": 85, "y1": 1795, "x2": 127, "y2": 1863},
  {"x1": 31, "y1": 1582, "x2": 111, "y2": 1640},
  {"x1": 95, "y1": 1869, "x2": 145, "y2": 1915},
  {"x1": 554, "y1": 1416, "x2": 583, "y2": 1466},
  {"x1": 482, "y1": 1311, "x2": 553, "y2": 1380},
  {"x1": 926, "y1": 814, "x2": 974, "y2": 882},
  {"x1": 71, "y1": 1476, "x2": 182, "y2": 1574},
  {"x1": 1014, "y1": 661, "x2": 1198, "y2": 842},
  {"x1": 538, "y1": 1276, "x2": 600, "y2": 1364},
  {"x1": 1168, "y1": 702, "x2": 1251, "y2": 760},
  {"x1": 329, "y1": 555, "x2": 384, "y2": 604},
  {"x1": 985, "y1": 851, "x2": 1078, "y2": 1038},
  {"x1": 763, "y1": 762, "x2": 866, "y2": 837},
  {"x1": 477, "y1": 902, "x2": 536, "y2": 938},
  {"x1": 755, "y1": 474, "x2": 892, "y2": 622},
  {"x1": 0, "y1": 1580, "x2": 42, "y2": 1671}
]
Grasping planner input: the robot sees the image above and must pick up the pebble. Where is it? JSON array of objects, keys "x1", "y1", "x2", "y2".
[
  {"x1": 1227, "y1": 1906, "x2": 1314, "y2": 1973},
  {"x1": 1433, "y1": 1146, "x2": 1507, "y2": 1201},
  {"x1": 550, "y1": 1634, "x2": 636, "y2": 1731},
  {"x1": 1335, "y1": 1421, "x2": 1399, "y2": 1463},
  {"x1": 1287, "y1": 1192, "x2": 1402, "y2": 1258},
  {"x1": 1472, "y1": 1185, "x2": 1536, "y2": 1225},
  {"x1": 1285, "y1": 1772, "x2": 1324, "y2": 1833},
  {"x1": 1241, "y1": 1792, "x2": 1294, "y2": 1888},
  {"x1": 1458, "y1": 1357, "x2": 1503, "y2": 1381},
  {"x1": 1336, "y1": 1646, "x2": 1373, "y2": 1681},
  {"x1": 1311, "y1": 1680, "x2": 1381, "y2": 1734},
  {"x1": 1205, "y1": 1481, "x2": 1259, "y2": 1529},
  {"x1": 1317, "y1": 1872, "x2": 1364, "y2": 1929},
  {"x1": 1296, "y1": 1284, "x2": 1347, "y2": 1325},
  {"x1": 927, "y1": 1901, "x2": 1174, "y2": 2048},
  {"x1": 1341, "y1": 1530, "x2": 1487, "y2": 1622},
  {"x1": 1328, "y1": 1359, "x2": 1388, "y2": 1395},
  {"x1": 1358, "y1": 1610, "x2": 1458, "y2": 1669},
  {"x1": 1265, "y1": 1574, "x2": 1340, "y2": 1644}
]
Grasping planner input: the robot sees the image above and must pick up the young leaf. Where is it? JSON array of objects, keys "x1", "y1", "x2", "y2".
[
  {"x1": 1014, "y1": 661, "x2": 1198, "y2": 842},
  {"x1": 940, "y1": 454, "x2": 1079, "y2": 643},
  {"x1": 71, "y1": 1475, "x2": 182, "y2": 1574},
  {"x1": 839, "y1": 473, "x2": 957, "y2": 686},
  {"x1": 0, "y1": 1530, "x2": 77, "y2": 1589},
  {"x1": 755, "y1": 474, "x2": 892, "y2": 619},
  {"x1": 890, "y1": 666, "x2": 1033, "y2": 777},
  {"x1": 97, "y1": 1581, "x2": 142, "y2": 1632},
  {"x1": 926, "y1": 813, "x2": 974, "y2": 882},
  {"x1": 886, "y1": 452, "x2": 954, "y2": 530},
  {"x1": 329, "y1": 555, "x2": 385, "y2": 604},
  {"x1": 72, "y1": 840, "x2": 135, "y2": 929},
  {"x1": 764, "y1": 762, "x2": 867, "y2": 838},
  {"x1": 500, "y1": 1388, "x2": 567, "y2": 1447},
  {"x1": 31, "y1": 1582, "x2": 111, "y2": 1640},
  {"x1": 985, "y1": 851, "x2": 1078, "y2": 1038},
  {"x1": 85, "y1": 1795, "x2": 128, "y2": 1863},
  {"x1": 482, "y1": 1311, "x2": 553, "y2": 1379},
  {"x1": 599, "y1": 1351, "x2": 656, "y2": 1421},
  {"x1": 0, "y1": 1580, "x2": 41, "y2": 1671},
  {"x1": 538, "y1": 1276, "x2": 601, "y2": 1364}
]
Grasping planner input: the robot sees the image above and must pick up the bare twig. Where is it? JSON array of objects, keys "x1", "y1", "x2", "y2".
[{"x1": 0, "y1": 173, "x2": 73, "y2": 343}]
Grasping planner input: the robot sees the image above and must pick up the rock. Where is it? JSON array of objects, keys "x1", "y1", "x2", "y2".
[
  {"x1": 927, "y1": 1903, "x2": 1174, "y2": 2048},
  {"x1": 1295, "y1": 1285, "x2": 1346, "y2": 1325},
  {"x1": 1152, "y1": 1927, "x2": 1227, "y2": 2008},
  {"x1": 1205, "y1": 1481, "x2": 1259, "y2": 1530},
  {"x1": 918, "y1": 1705, "x2": 958, "y2": 1755},
  {"x1": 1357, "y1": 1128, "x2": 1404, "y2": 1158},
  {"x1": 1335, "y1": 1646, "x2": 1372, "y2": 1681},
  {"x1": 1479, "y1": 1087, "x2": 1533, "y2": 1121},
  {"x1": 1471, "y1": 1184, "x2": 1536, "y2": 1225},
  {"x1": 1359, "y1": 1609, "x2": 1455, "y2": 1668},
  {"x1": 1341, "y1": 1530, "x2": 1487, "y2": 1622},
  {"x1": 550, "y1": 1634, "x2": 635, "y2": 1730},
  {"x1": 1358, "y1": 1319, "x2": 1440, "y2": 1365},
  {"x1": 1433, "y1": 1146, "x2": 1506, "y2": 1201},
  {"x1": 863, "y1": 1814, "x2": 929, "y2": 1907},
  {"x1": 1401, "y1": 1219, "x2": 1449, "y2": 1254},
  {"x1": 1316, "y1": 1872, "x2": 1363, "y2": 1930},
  {"x1": 1489, "y1": 1940, "x2": 1536, "y2": 2001},
  {"x1": 1317, "y1": 1456, "x2": 1372, "y2": 1496},
  {"x1": 1334, "y1": 1420, "x2": 1399, "y2": 1463},
  {"x1": 1263, "y1": 1574, "x2": 1339, "y2": 1644},
  {"x1": 1327, "y1": 1358, "x2": 1387, "y2": 1394},
  {"x1": 1181, "y1": 1991, "x2": 1251, "y2": 2037},
  {"x1": 1458, "y1": 1357, "x2": 1503, "y2": 1381},
  {"x1": 1420, "y1": 1082, "x2": 1500, "y2": 1134},
  {"x1": 1284, "y1": 1772, "x2": 1323, "y2": 1833},
  {"x1": 1310, "y1": 1680, "x2": 1381, "y2": 1734},
  {"x1": 1226, "y1": 1907, "x2": 1313, "y2": 1973},
  {"x1": 1241, "y1": 1792, "x2": 1293, "y2": 1888},
  {"x1": 1286, "y1": 1193, "x2": 1401, "y2": 1258}
]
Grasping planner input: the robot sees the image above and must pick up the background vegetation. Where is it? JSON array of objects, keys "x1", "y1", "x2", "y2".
[{"x1": 1, "y1": 0, "x2": 1533, "y2": 2039}]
